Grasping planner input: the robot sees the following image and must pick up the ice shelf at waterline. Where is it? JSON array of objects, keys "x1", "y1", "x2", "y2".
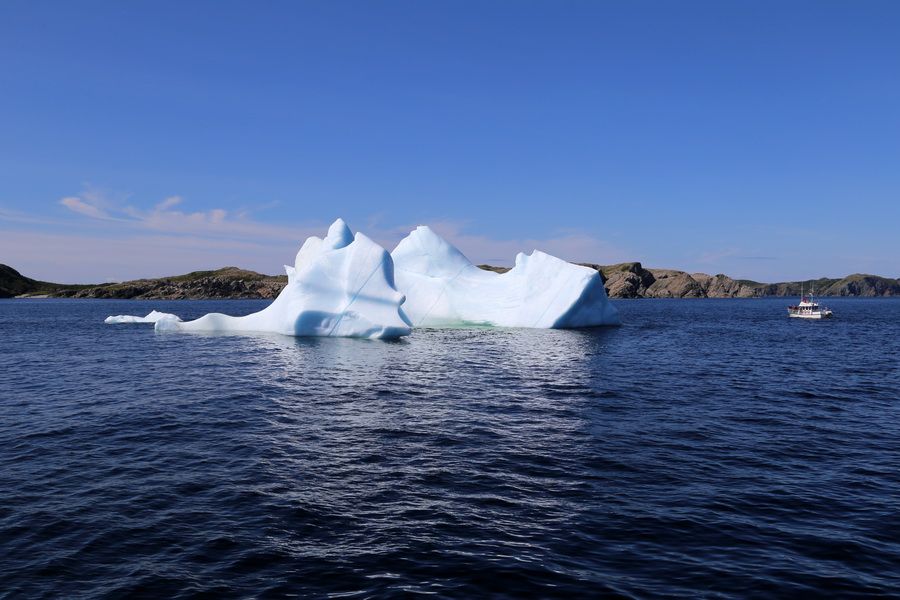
[
  {"x1": 107, "y1": 219, "x2": 413, "y2": 339},
  {"x1": 391, "y1": 226, "x2": 620, "y2": 328}
]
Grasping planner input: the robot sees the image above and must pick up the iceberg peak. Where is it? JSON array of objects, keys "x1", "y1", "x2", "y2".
[
  {"x1": 324, "y1": 218, "x2": 354, "y2": 250},
  {"x1": 294, "y1": 218, "x2": 356, "y2": 274},
  {"x1": 392, "y1": 225, "x2": 472, "y2": 279}
]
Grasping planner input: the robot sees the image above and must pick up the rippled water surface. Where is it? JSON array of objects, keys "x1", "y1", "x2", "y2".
[{"x1": 2, "y1": 298, "x2": 899, "y2": 598}]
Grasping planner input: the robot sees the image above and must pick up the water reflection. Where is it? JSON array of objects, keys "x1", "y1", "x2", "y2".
[{"x1": 217, "y1": 326, "x2": 626, "y2": 561}]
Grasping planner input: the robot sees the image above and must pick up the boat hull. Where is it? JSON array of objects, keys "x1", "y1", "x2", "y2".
[{"x1": 788, "y1": 311, "x2": 833, "y2": 319}]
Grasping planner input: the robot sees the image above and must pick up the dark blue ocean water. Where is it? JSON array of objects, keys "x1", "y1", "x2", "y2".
[{"x1": 1, "y1": 297, "x2": 899, "y2": 598}]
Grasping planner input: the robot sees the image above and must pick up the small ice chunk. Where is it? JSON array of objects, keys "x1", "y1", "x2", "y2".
[{"x1": 104, "y1": 310, "x2": 182, "y2": 324}]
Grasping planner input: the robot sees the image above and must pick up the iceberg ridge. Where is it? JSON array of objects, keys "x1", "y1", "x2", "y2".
[{"x1": 391, "y1": 226, "x2": 620, "y2": 328}]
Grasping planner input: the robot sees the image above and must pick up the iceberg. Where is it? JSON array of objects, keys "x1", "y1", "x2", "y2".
[
  {"x1": 390, "y1": 226, "x2": 620, "y2": 328},
  {"x1": 105, "y1": 219, "x2": 621, "y2": 337},
  {"x1": 105, "y1": 310, "x2": 181, "y2": 324},
  {"x1": 107, "y1": 219, "x2": 413, "y2": 339}
]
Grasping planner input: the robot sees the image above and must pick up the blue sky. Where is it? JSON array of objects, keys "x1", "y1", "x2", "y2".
[{"x1": 1, "y1": 0, "x2": 898, "y2": 283}]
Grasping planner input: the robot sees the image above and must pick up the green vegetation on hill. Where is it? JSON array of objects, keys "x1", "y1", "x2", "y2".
[{"x1": 0, "y1": 264, "x2": 97, "y2": 298}]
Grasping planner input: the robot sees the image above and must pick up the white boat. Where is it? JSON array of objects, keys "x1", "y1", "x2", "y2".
[{"x1": 787, "y1": 286, "x2": 833, "y2": 319}]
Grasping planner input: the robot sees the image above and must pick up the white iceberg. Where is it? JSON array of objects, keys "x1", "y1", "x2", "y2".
[
  {"x1": 105, "y1": 310, "x2": 181, "y2": 324},
  {"x1": 390, "y1": 226, "x2": 620, "y2": 328},
  {"x1": 106, "y1": 219, "x2": 620, "y2": 337},
  {"x1": 107, "y1": 219, "x2": 413, "y2": 339}
]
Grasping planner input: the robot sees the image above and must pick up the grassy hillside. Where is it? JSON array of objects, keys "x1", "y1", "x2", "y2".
[{"x1": 0, "y1": 264, "x2": 98, "y2": 298}]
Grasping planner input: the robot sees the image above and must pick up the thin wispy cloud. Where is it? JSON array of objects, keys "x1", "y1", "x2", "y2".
[
  {"x1": 59, "y1": 196, "x2": 116, "y2": 220},
  {"x1": 155, "y1": 196, "x2": 183, "y2": 211},
  {"x1": 4, "y1": 188, "x2": 630, "y2": 282},
  {"x1": 56, "y1": 188, "x2": 316, "y2": 242},
  {"x1": 53, "y1": 188, "x2": 629, "y2": 264}
]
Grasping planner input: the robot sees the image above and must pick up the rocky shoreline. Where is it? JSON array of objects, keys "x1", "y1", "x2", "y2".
[
  {"x1": 3, "y1": 263, "x2": 899, "y2": 300},
  {"x1": 591, "y1": 262, "x2": 900, "y2": 298}
]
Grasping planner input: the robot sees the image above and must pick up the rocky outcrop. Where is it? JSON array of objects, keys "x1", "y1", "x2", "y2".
[
  {"x1": 586, "y1": 263, "x2": 760, "y2": 298},
  {"x1": 587, "y1": 263, "x2": 655, "y2": 298},
  {"x1": 691, "y1": 273, "x2": 765, "y2": 298},
  {"x1": 644, "y1": 269, "x2": 705, "y2": 298}
]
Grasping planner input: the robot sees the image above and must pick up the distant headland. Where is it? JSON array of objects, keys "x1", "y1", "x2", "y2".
[{"x1": 2, "y1": 262, "x2": 898, "y2": 300}]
